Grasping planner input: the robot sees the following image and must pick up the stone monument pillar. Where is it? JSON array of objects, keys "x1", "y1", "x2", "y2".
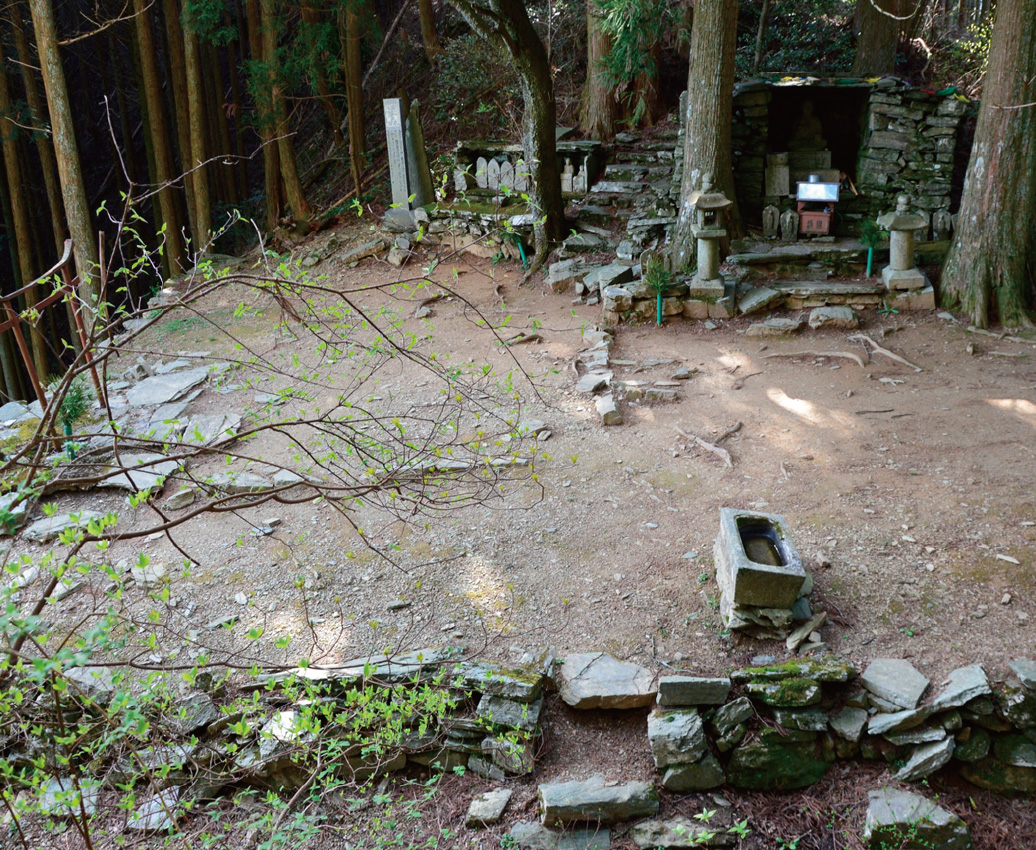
[{"x1": 877, "y1": 195, "x2": 929, "y2": 291}]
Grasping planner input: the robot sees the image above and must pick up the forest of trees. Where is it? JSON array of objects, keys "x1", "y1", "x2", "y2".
[{"x1": 0, "y1": 0, "x2": 1030, "y2": 401}]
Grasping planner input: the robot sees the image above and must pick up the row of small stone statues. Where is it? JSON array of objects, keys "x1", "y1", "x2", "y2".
[
  {"x1": 455, "y1": 156, "x2": 589, "y2": 194},
  {"x1": 762, "y1": 203, "x2": 955, "y2": 243}
]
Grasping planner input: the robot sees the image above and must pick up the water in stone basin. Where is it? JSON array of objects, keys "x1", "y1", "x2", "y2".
[{"x1": 739, "y1": 526, "x2": 785, "y2": 567}]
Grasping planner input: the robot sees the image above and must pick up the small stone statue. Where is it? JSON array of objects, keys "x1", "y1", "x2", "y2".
[
  {"x1": 762, "y1": 204, "x2": 780, "y2": 238},
  {"x1": 573, "y1": 162, "x2": 588, "y2": 194},
  {"x1": 561, "y1": 158, "x2": 574, "y2": 194},
  {"x1": 780, "y1": 208, "x2": 799, "y2": 242}
]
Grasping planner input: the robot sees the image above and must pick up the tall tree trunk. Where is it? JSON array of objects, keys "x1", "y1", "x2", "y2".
[
  {"x1": 300, "y1": 1, "x2": 346, "y2": 146},
  {"x1": 206, "y1": 42, "x2": 238, "y2": 207},
  {"x1": 417, "y1": 0, "x2": 443, "y2": 63},
  {"x1": 342, "y1": 6, "x2": 365, "y2": 193},
  {"x1": 0, "y1": 47, "x2": 47, "y2": 378},
  {"x1": 753, "y1": 0, "x2": 771, "y2": 72},
  {"x1": 9, "y1": 2, "x2": 66, "y2": 255},
  {"x1": 447, "y1": 0, "x2": 563, "y2": 261},
  {"x1": 27, "y1": 0, "x2": 100, "y2": 306},
  {"x1": 851, "y1": 0, "x2": 901, "y2": 76},
  {"x1": 226, "y1": 8, "x2": 250, "y2": 200},
  {"x1": 183, "y1": 26, "x2": 212, "y2": 245},
  {"x1": 261, "y1": 0, "x2": 309, "y2": 231},
  {"x1": 245, "y1": 0, "x2": 281, "y2": 231},
  {"x1": 672, "y1": 0, "x2": 741, "y2": 269},
  {"x1": 580, "y1": 0, "x2": 618, "y2": 139},
  {"x1": 163, "y1": 0, "x2": 198, "y2": 244},
  {"x1": 133, "y1": 0, "x2": 186, "y2": 271},
  {"x1": 941, "y1": 0, "x2": 1036, "y2": 327}
]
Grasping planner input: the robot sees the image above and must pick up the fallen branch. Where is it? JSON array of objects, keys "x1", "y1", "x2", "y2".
[
  {"x1": 504, "y1": 332, "x2": 543, "y2": 346},
  {"x1": 764, "y1": 350, "x2": 865, "y2": 368},
  {"x1": 675, "y1": 426, "x2": 733, "y2": 468},
  {"x1": 849, "y1": 334, "x2": 923, "y2": 372},
  {"x1": 715, "y1": 421, "x2": 743, "y2": 443},
  {"x1": 732, "y1": 372, "x2": 762, "y2": 390},
  {"x1": 966, "y1": 325, "x2": 1032, "y2": 344}
]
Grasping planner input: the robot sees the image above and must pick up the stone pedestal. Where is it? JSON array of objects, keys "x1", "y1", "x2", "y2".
[
  {"x1": 694, "y1": 226, "x2": 724, "y2": 283},
  {"x1": 877, "y1": 195, "x2": 930, "y2": 291}
]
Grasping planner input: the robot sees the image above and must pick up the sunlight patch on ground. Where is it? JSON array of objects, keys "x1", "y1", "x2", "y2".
[
  {"x1": 986, "y1": 397, "x2": 1036, "y2": 427},
  {"x1": 765, "y1": 387, "x2": 854, "y2": 432}
]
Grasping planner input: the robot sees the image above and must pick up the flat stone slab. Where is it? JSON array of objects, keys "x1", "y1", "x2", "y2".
[
  {"x1": 127, "y1": 367, "x2": 210, "y2": 407},
  {"x1": 893, "y1": 737, "x2": 954, "y2": 782},
  {"x1": 808, "y1": 306, "x2": 858, "y2": 329},
  {"x1": 558, "y1": 652, "x2": 655, "y2": 709},
  {"x1": 476, "y1": 694, "x2": 543, "y2": 732},
  {"x1": 576, "y1": 373, "x2": 609, "y2": 394},
  {"x1": 861, "y1": 659, "x2": 929, "y2": 710},
  {"x1": 183, "y1": 412, "x2": 242, "y2": 447},
  {"x1": 98, "y1": 453, "x2": 181, "y2": 493},
  {"x1": 830, "y1": 706, "x2": 868, "y2": 743},
  {"x1": 23, "y1": 510, "x2": 107, "y2": 543},
  {"x1": 207, "y1": 471, "x2": 271, "y2": 494},
  {"x1": 127, "y1": 787, "x2": 180, "y2": 832},
  {"x1": 538, "y1": 776, "x2": 658, "y2": 824},
  {"x1": 631, "y1": 816, "x2": 736, "y2": 848},
  {"x1": 929, "y1": 665, "x2": 991, "y2": 712},
  {"x1": 1008, "y1": 658, "x2": 1036, "y2": 690},
  {"x1": 466, "y1": 788, "x2": 512, "y2": 827},
  {"x1": 738, "y1": 286, "x2": 782, "y2": 315},
  {"x1": 863, "y1": 788, "x2": 974, "y2": 850},
  {"x1": 38, "y1": 776, "x2": 102, "y2": 817},
  {"x1": 657, "y1": 676, "x2": 730, "y2": 706},
  {"x1": 660, "y1": 753, "x2": 725, "y2": 792},
  {"x1": 745, "y1": 317, "x2": 805, "y2": 338},
  {"x1": 509, "y1": 822, "x2": 611, "y2": 850},
  {"x1": 454, "y1": 659, "x2": 545, "y2": 702}
]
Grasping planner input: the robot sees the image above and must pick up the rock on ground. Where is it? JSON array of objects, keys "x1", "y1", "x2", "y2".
[
  {"x1": 538, "y1": 776, "x2": 659, "y2": 824},
  {"x1": 558, "y1": 652, "x2": 655, "y2": 709},
  {"x1": 861, "y1": 658, "x2": 929, "y2": 710},
  {"x1": 465, "y1": 788, "x2": 512, "y2": 827},
  {"x1": 863, "y1": 787, "x2": 974, "y2": 850}
]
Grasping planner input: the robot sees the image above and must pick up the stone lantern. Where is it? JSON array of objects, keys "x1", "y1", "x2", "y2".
[
  {"x1": 877, "y1": 195, "x2": 929, "y2": 291},
  {"x1": 688, "y1": 174, "x2": 733, "y2": 289}
]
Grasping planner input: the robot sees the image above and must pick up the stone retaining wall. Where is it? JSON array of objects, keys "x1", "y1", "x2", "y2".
[{"x1": 710, "y1": 77, "x2": 969, "y2": 236}]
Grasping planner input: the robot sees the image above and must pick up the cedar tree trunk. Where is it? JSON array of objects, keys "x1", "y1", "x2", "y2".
[
  {"x1": 941, "y1": 0, "x2": 1036, "y2": 327},
  {"x1": 580, "y1": 0, "x2": 618, "y2": 139},
  {"x1": 133, "y1": 0, "x2": 187, "y2": 270},
  {"x1": 446, "y1": 0, "x2": 564, "y2": 265},
  {"x1": 245, "y1": 0, "x2": 282, "y2": 232},
  {"x1": 27, "y1": 0, "x2": 100, "y2": 305},
  {"x1": 851, "y1": 0, "x2": 900, "y2": 76},
  {"x1": 671, "y1": 0, "x2": 741, "y2": 269},
  {"x1": 417, "y1": 0, "x2": 443, "y2": 63}
]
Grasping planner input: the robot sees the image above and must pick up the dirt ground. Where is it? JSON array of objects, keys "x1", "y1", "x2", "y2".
[{"x1": 14, "y1": 227, "x2": 1036, "y2": 848}]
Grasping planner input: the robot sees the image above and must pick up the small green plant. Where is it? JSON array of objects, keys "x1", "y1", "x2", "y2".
[
  {"x1": 728, "y1": 818, "x2": 751, "y2": 839},
  {"x1": 58, "y1": 375, "x2": 90, "y2": 429},
  {"x1": 643, "y1": 263, "x2": 672, "y2": 326},
  {"x1": 878, "y1": 301, "x2": 901, "y2": 317}
]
